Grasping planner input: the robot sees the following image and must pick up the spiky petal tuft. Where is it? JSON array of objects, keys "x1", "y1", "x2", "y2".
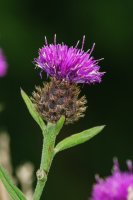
[
  {"x1": 91, "y1": 159, "x2": 133, "y2": 200},
  {"x1": 0, "y1": 49, "x2": 8, "y2": 77},
  {"x1": 35, "y1": 35, "x2": 105, "y2": 84}
]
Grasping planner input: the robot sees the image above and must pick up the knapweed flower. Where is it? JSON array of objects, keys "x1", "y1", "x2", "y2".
[
  {"x1": 32, "y1": 35, "x2": 105, "y2": 124},
  {"x1": 35, "y1": 35, "x2": 104, "y2": 84},
  {"x1": 90, "y1": 159, "x2": 133, "y2": 200},
  {"x1": 0, "y1": 49, "x2": 8, "y2": 77}
]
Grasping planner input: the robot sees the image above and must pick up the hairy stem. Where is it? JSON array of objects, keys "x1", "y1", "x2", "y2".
[{"x1": 33, "y1": 126, "x2": 56, "y2": 200}]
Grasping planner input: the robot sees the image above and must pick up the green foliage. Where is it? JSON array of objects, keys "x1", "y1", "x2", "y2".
[
  {"x1": 0, "y1": 165, "x2": 26, "y2": 200},
  {"x1": 21, "y1": 89, "x2": 46, "y2": 133},
  {"x1": 47, "y1": 116, "x2": 65, "y2": 136},
  {"x1": 54, "y1": 115, "x2": 65, "y2": 136},
  {"x1": 54, "y1": 125, "x2": 105, "y2": 154}
]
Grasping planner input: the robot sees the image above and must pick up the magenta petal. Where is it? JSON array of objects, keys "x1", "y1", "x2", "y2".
[
  {"x1": 91, "y1": 160, "x2": 133, "y2": 200},
  {"x1": 35, "y1": 36, "x2": 105, "y2": 84},
  {"x1": 0, "y1": 49, "x2": 8, "y2": 77}
]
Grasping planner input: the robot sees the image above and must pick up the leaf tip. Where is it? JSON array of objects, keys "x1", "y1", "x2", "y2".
[
  {"x1": 100, "y1": 125, "x2": 106, "y2": 130},
  {"x1": 94, "y1": 125, "x2": 106, "y2": 133},
  {"x1": 20, "y1": 88, "x2": 25, "y2": 96},
  {"x1": 60, "y1": 115, "x2": 65, "y2": 122}
]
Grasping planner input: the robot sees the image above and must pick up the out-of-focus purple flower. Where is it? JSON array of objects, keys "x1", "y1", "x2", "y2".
[
  {"x1": 35, "y1": 35, "x2": 105, "y2": 84},
  {"x1": 0, "y1": 49, "x2": 8, "y2": 77},
  {"x1": 90, "y1": 159, "x2": 133, "y2": 200}
]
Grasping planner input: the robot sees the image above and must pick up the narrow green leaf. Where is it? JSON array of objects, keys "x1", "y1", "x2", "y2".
[
  {"x1": 53, "y1": 115, "x2": 65, "y2": 136},
  {"x1": 21, "y1": 89, "x2": 46, "y2": 133},
  {"x1": 0, "y1": 165, "x2": 26, "y2": 200},
  {"x1": 54, "y1": 125, "x2": 105, "y2": 154},
  {"x1": 46, "y1": 116, "x2": 65, "y2": 136}
]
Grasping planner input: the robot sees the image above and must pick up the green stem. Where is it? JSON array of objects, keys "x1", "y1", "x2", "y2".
[{"x1": 33, "y1": 125, "x2": 56, "y2": 200}]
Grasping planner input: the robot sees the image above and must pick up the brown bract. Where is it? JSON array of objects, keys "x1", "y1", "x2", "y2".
[{"x1": 31, "y1": 78, "x2": 87, "y2": 124}]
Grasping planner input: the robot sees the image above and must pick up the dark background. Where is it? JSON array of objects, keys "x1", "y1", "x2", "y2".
[{"x1": 0, "y1": 0, "x2": 133, "y2": 199}]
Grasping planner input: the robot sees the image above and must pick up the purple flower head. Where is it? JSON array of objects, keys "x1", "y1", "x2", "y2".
[
  {"x1": 35, "y1": 35, "x2": 105, "y2": 84},
  {"x1": 91, "y1": 159, "x2": 133, "y2": 200},
  {"x1": 0, "y1": 49, "x2": 8, "y2": 77}
]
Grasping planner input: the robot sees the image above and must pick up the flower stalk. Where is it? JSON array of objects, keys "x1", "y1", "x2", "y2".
[{"x1": 33, "y1": 123, "x2": 56, "y2": 200}]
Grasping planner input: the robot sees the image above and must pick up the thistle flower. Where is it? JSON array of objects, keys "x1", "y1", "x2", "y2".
[
  {"x1": 0, "y1": 49, "x2": 8, "y2": 77},
  {"x1": 90, "y1": 159, "x2": 133, "y2": 200},
  {"x1": 32, "y1": 36, "x2": 105, "y2": 124},
  {"x1": 35, "y1": 35, "x2": 105, "y2": 84}
]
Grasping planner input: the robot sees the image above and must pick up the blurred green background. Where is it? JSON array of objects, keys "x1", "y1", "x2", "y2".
[{"x1": 0, "y1": 0, "x2": 133, "y2": 199}]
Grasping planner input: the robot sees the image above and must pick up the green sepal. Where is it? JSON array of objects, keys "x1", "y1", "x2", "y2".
[
  {"x1": 53, "y1": 115, "x2": 65, "y2": 136},
  {"x1": 21, "y1": 89, "x2": 46, "y2": 133},
  {"x1": 54, "y1": 125, "x2": 105, "y2": 154},
  {"x1": 0, "y1": 165, "x2": 27, "y2": 200},
  {"x1": 46, "y1": 116, "x2": 65, "y2": 137}
]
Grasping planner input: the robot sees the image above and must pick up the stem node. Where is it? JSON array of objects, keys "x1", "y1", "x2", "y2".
[{"x1": 36, "y1": 169, "x2": 47, "y2": 182}]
